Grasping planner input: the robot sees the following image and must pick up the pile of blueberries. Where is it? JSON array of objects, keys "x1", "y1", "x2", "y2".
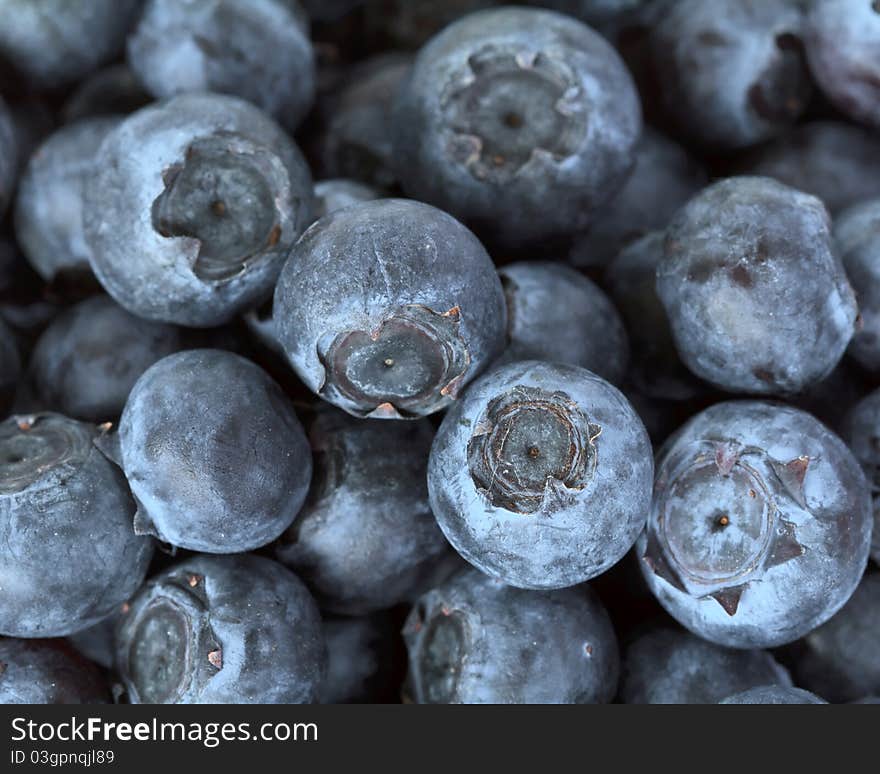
[{"x1": 2, "y1": 0, "x2": 880, "y2": 706}]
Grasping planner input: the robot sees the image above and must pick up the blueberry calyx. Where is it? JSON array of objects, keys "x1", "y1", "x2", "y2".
[
  {"x1": 121, "y1": 570, "x2": 220, "y2": 704},
  {"x1": 441, "y1": 47, "x2": 586, "y2": 184},
  {"x1": 643, "y1": 440, "x2": 808, "y2": 616},
  {"x1": 320, "y1": 304, "x2": 470, "y2": 419},
  {"x1": 151, "y1": 132, "x2": 289, "y2": 283},
  {"x1": 412, "y1": 604, "x2": 467, "y2": 705},
  {"x1": 466, "y1": 385, "x2": 601, "y2": 515},
  {"x1": 0, "y1": 414, "x2": 89, "y2": 495}
]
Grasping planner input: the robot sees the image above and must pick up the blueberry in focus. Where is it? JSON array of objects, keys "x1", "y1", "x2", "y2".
[
  {"x1": 116, "y1": 554, "x2": 325, "y2": 703},
  {"x1": 789, "y1": 571, "x2": 880, "y2": 703},
  {"x1": 804, "y1": 0, "x2": 880, "y2": 131},
  {"x1": 619, "y1": 627, "x2": 792, "y2": 704},
  {"x1": 843, "y1": 389, "x2": 880, "y2": 564},
  {"x1": 128, "y1": 0, "x2": 316, "y2": 132},
  {"x1": 83, "y1": 93, "x2": 315, "y2": 327},
  {"x1": 739, "y1": 121, "x2": 880, "y2": 215},
  {"x1": 275, "y1": 408, "x2": 451, "y2": 615},
  {"x1": 111, "y1": 349, "x2": 312, "y2": 553},
  {"x1": 0, "y1": 413, "x2": 153, "y2": 638},
  {"x1": 833, "y1": 198, "x2": 880, "y2": 372},
  {"x1": 569, "y1": 127, "x2": 707, "y2": 269},
  {"x1": 27, "y1": 295, "x2": 185, "y2": 424},
  {"x1": 15, "y1": 117, "x2": 121, "y2": 286},
  {"x1": 428, "y1": 360, "x2": 653, "y2": 589},
  {"x1": 391, "y1": 7, "x2": 642, "y2": 248},
  {"x1": 273, "y1": 198, "x2": 506, "y2": 419},
  {"x1": 657, "y1": 176, "x2": 858, "y2": 395},
  {"x1": 243, "y1": 178, "x2": 381, "y2": 354},
  {"x1": 497, "y1": 261, "x2": 629, "y2": 384},
  {"x1": 0, "y1": 639, "x2": 109, "y2": 704},
  {"x1": 404, "y1": 568, "x2": 619, "y2": 703},
  {"x1": 0, "y1": 0, "x2": 141, "y2": 89},
  {"x1": 647, "y1": 0, "x2": 811, "y2": 150},
  {"x1": 638, "y1": 400, "x2": 872, "y2": 649},
  {"x1": 719, "y1": 685, "x2": 826, "y2": 704}
]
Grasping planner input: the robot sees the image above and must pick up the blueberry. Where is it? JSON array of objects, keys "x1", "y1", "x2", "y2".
[
  {"x1": 620, "y1": 627, "x2": 792, "y2": 704},
  {"x1": 319, "y1": 614, "x2": 394, "y2": 704},
  {"x1": 638, "y1": 400, "x2": 872, "y2": 649},
  {"x1": 719, "y1": 685, "x2": 826, "y2": 704},
  {"x1": 320, "y1": 54, "x2": 412, "y2": 190},
  {"x1": 15, "y1": 117, "x2": 121, "y2": 286},
  {"x1": 805, "y1": 0, "x2": 880, "y2": 131},
  {"x1": 0, "y1": 318, "x2": 20, "y2": 417},
  {"x1": 428, "y1": 360, "x2": 653, "y2": 589},
  {"x1": 60, "y1": 64, "x2": 152, "y2": 124},
  {"x1": 605, "y1": 231, "x2": 702, "y2": 403},
  {"x1": 497, "y1": 261, "x2": 629, "y2": 384},
  {"x1": 27, "y1": 295, "x2": 185, "y2": 423},
  {"x1": 843, "y1": 389, "x2": 880, "y2": 564},
  {"x1": 738, "y1": 122, "x2": 880, "y2": 215},
  {"x1": 128, "y1": 0, "x2": 316, "y2": 132},
  {"x1": 0, "y1": 639, "x2": 108, "y2": 704},
  {"x1": 0, "y1": 0, "x2": 141, "y2": 89},
  {"x1": 276, "y1": 408, "x2": 450, "y2": 614},
  {"x1": 115, "y1": 554, "x2": 325, "y2": 704},
  {"x1": 109, "y1": 349, "x2": 312, "y2": 553},
  {"x1": 391, "y1": 7, "x2": 641, "y2": 248},
  {"x1": 569, "y1": 128, "x2": 708, "y2": 269},
  {"x1": 658, "y1": 176, "x2": 857, "y2": 395},
  {"x1": 273, "y1": 199, "x2": 506, "y2": 419},
  {"x1": 243, "y1": 179, "x2": 381, "y2": 353},
  {"x1": 314, "y1": 179, "x2": 381, "y2": 219},
  {"x1": 833, "y1": 199, "x2": 880, "y2": 372},
  {"x1": 0, "y1": 97, "x2": 15, "y2": 217},
  {"x1": 0, "y1": 413, "x2": 153, "y2": 637},
  {"x1": 83, "y1": 93, "x2": 315, "y2": 327},
  {"x1": 790, "y1": 571, "x2": 880, "y2": 703},
  {"x1": 648, "y1": 0, "x2": 810, "y2": 150},
  {"x1": 404, "y1": 568, "x2": 619, "y2": 703}
]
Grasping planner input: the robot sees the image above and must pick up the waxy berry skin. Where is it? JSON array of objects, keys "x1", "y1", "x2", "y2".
[
  {"x1": 83, "y1": 93, "x2": 315, "y2": 328},
  {"x1": 428, "y1": 360, "x2": 653, "y2": 590},
  {"x1": 0, "y1": 413, "x2": 153, "y2": 638},
  {"x1": 111, "y1": 349, "x2": 312, "y2": 554},
  {"x1": 404, "y1": 568, "x2": 619, "y2": 704},
  {"x1": 657, "y1": 176, "x2": 857, "y2": 395},
  {"x1": 0, "y1": 639, "x2": 109, "y2": 704},
  {"x1": 115, "y1": 555, "x2": 326, "y2": 704},
  {"x1": 497, "y1": 261, "x2": 629, "y2": 385},
  {"x1": 638, "y1": 401, "x2": 872, "y2": 649},
  {"x1": 392, "y1": 7, "x2": 641, "y2": 248},
  {"x1": 804, "y1": 0, "x2": 880, "y2": 132},
  {"x1": 273, "y1": 198, "x2": 507, "y2": 420}
]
